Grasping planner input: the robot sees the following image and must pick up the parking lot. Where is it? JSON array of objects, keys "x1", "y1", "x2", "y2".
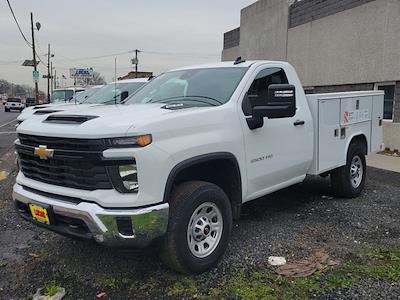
[{"x1": 0, "y1": 130, "x2": 399, "y2": 299}]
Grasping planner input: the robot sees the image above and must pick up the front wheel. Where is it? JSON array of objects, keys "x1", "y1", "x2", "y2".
[
  {"x1": 160, "y1": 181, "x2": 232, "y2": 274},
  {"x1": 331, "y1": 142, "x2": 366, "y2": 198}
]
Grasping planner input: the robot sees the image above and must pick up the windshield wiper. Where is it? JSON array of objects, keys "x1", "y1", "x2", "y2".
[{"x1": 150, "y1": 95, "x2": 223, "y2": 106}]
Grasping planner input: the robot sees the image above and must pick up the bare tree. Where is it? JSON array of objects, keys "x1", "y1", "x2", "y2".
[{"x1": 76, "y1": 72, "x2": 106, "y2": 86}]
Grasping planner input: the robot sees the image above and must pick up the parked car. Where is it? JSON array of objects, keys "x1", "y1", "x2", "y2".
[
  {"x1": 25, "y1": 98, "x2": 36, "y2": 107},
  {"x1": 16, "y1": 79, "x2": 148, "y2": 125},
  {"x1": 5, "y1": 97, "x2": 25, "y2": 112},
  {"x1": 13, "y1": 60, "x2": 384, "y2": 274}
]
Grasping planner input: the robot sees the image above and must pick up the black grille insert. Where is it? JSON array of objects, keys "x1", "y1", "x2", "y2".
[
  {"x1": 18, "y1": 152, "x2": 112, "y2": 190},
  {"x1": 18, "y1": 134, "x2": 106, "y2": 152},
  {"x1": 17, "y1": 134, "x2": 113, "y2": 191}
]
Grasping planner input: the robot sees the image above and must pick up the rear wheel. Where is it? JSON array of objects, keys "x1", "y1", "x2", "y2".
[
  {"x1": 331, "y1": 142, "x2": 366, "y2": 198},
  {"x1": 160, "y1": 181, "x2": 232, "y2": 274}
]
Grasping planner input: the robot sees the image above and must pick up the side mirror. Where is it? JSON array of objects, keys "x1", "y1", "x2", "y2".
[
  {"x1": 252, "y1": 84, "x2": 296, "y2": 119},
  {"x1": 120, "y1": 91, "x2": 129, "y2": 102}
]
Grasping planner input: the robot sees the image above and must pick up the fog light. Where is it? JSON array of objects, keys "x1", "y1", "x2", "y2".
[{"x1": 118, "y1": 164, "x2": 138, "y2": 192}]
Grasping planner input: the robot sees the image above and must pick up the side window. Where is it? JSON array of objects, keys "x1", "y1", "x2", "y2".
[
  {"x1": 242, "y1": 68, "x2": 288, "y2": 116},
  {"x1": 65, "y1": 90, "x2": 74, "y2": 100}
]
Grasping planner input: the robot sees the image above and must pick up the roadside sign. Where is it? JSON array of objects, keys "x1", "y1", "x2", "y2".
[
  {"x1": 33, "y1": 70, "x2": 39, "y2": 83},
  {"x1": 69, "y1": 68, "x2": 94, "y2": 79}
]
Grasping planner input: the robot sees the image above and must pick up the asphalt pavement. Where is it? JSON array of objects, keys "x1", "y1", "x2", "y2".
[{"x1": 0, "y1": 106, "x2": 19, "y2": 157}]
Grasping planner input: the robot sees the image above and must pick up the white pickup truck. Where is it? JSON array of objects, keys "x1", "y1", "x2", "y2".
[{"x1": 13, "y1": 60, "x2": 384, "y2": 274}]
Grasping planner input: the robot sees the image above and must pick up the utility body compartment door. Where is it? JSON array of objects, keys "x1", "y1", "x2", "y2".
[
  {"x1": 371, "y1": 95, "x2": 384, "y2": 153},
  {"x1": 318, "y1": 99, "x2": 345, "y2": 172}
]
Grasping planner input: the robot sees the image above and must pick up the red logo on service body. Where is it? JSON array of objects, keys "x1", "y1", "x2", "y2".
[{"x1": 344, "y1": 112, "x2": 349, "y2": 124}]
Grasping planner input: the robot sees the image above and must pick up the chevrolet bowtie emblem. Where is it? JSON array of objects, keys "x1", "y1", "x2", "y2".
[{"x1": 34, "y1": 145, "x2": 54, "y2": 160}]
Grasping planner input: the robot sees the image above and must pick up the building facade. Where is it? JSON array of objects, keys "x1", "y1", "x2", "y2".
[
  {"x1": 222, "y1": 0, "x2": 400, "y2": 143},
  {"x1": 118, "y1": 71, "x2": 153, "y2": 81}
]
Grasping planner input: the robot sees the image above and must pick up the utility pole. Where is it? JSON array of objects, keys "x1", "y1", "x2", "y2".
[
  {"x1": 47, "y1": 44, "x2": 50, "y2": 102},
  {"x1": 54, "y1": 69, "x2": 57, "y2": 89},
  {"x1": 133, "y1": 49, "x2": 141, "y2": 78},
  {"x1": 30, "y1": 12, "x2": 39, "y2": 104},
  {"x1": 50, "y1": 62, "x2": 54, "y2": 94}
]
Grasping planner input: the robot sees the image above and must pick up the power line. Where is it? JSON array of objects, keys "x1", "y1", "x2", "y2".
[
  {"x1": 34, "y1": 37, "x2": 51, "y2": 67},
  {"x1": 143, "y1": 50, "x2": 219, "y2": 58},
  {"x1": 55, "y1": 49, "x2": 219, "y2": 63},
  {"x1": 5, "y1": 0, "x2": 46, "y2": 69},
  {"x1": 61, "y1": 50, "x2": 134, "y2": 62},
  {"x1": 5, "y1": 0, "x2": 32, "y2": 47}
]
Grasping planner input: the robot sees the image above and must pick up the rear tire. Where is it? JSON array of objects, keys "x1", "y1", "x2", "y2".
[
  {"x1": 331, "y1": 142, "x2": 366, "y2": 198},
  {"x1": 160, "y1": 181, "x2": 232, "y2": 274}
]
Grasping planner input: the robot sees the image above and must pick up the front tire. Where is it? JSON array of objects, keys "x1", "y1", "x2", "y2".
[
  {"x1": 160, "y1": 181, "x2": 232, "y2": 274},
  {"x1": 331, "y1": 142, "x2": 366, "y2": 198}
]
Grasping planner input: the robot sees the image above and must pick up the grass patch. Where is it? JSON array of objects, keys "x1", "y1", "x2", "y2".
[
  {"x1": 161, "y1": 247, "x2": 400, "y2": 300},
  {"x1": 45, "y1": 284, "x2": 61, "y2": 297},
  {"x1": 167, "y1": 277, "x2": 198, "y2": 298}
]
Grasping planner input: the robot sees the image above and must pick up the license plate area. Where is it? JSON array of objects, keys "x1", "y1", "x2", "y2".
[{"x1": 29, "y1": 203, "x2": 52, "y2": 225}]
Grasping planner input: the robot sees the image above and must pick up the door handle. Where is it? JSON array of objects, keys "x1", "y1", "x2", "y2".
[{"x1": 293, "y1": 120, "x2": 305, "y2": 126}]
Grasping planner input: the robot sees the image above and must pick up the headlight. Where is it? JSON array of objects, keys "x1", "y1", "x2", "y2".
[
  {"x1": 106, "y1": 134, "x2": 152, "y2": 148},
  {"x1": 107, "y1": 163, "x2": 139, "y2": 193}
]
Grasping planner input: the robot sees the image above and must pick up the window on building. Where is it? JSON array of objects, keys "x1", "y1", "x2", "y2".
[
  {"x1": 378, "y1": 85, "x2": 395, "y2": 120},
  {"x1": 242, "y1": 68, "x2": 289, "y2": 116}
]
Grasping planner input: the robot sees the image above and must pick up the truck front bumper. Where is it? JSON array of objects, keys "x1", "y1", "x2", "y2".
[{"x1": 12, "y1": 183, "x2": 169, "y2": 248}]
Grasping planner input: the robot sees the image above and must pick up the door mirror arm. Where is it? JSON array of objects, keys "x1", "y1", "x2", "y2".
[{"x1": 246, "y1": 116, "x2": 264, "y2": 130}]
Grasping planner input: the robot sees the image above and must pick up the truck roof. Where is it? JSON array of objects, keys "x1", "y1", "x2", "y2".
[
  {"x1": 170, "y1": 60, "x2": 290, "y2": 71},
  {"x1": 53, "y1": 87, "x2": 86, "y2": 91},
  {"x1": 112, "y1": 78, "x2": 150, "y2": 84}
]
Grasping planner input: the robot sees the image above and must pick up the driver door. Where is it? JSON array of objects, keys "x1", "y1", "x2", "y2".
[{"x1": 240, "y1": 66, "x2": 312, "y2": 201}]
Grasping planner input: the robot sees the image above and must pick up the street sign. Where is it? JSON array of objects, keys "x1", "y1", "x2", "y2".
[
  {"x1": 69, "y1": 68, "x2": 94, "y2": 79},
  {"x1": 33, "y1": 70, "x2": 39, "y2": 83}
]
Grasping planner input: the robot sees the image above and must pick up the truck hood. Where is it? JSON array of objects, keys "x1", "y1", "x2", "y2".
[
  {"x1": 17, "y1": 104, "x2": 203, "y2": 138},
  {"x1": 17, "y1": 103, "x2": 102, "y2": 122}
]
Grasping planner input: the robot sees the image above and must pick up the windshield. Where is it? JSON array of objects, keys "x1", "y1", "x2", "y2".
[
  {"x1": 83, "y1": 82, "x2": 146, "y2": 104},
  {"x1": 51, "y1": 90, "x2": 74, "y2": 103},
  {"x1": 125, "y1": 67, "x2": 247, "y2": 107},
  {"x1": 7, "y1": 98, "x2": 21, "y2": 103},
  {"x1": 74, "y1": 87, "x2": 102, "y2": 103}
]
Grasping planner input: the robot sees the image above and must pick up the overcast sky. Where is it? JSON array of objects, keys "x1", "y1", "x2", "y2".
[{"x1": 0, "y1": 0, "x2": 254, "y2": 91}]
